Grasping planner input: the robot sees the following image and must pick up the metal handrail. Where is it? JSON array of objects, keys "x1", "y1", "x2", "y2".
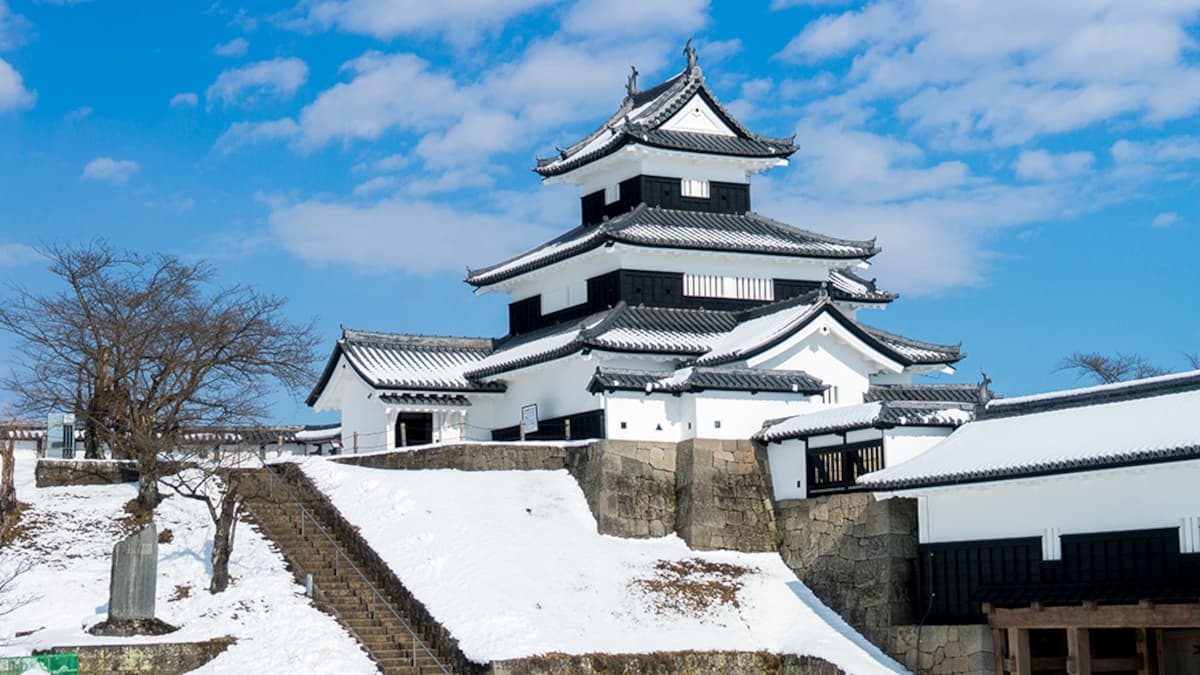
[{"x1": 254, "y1": 464, "x2": 451, "y2": 674}]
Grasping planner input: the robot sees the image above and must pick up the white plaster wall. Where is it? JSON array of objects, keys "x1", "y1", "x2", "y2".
[
  {"x1": 807, "y1": 427, "x2": 884, "y2": 449},
  {"x1": 914, "y1": 459, "x2": 1200, "y2": 544},
  {"x1": 692, "y1": 391, "x2": 820, "y2": 439},
  {"x1": 337, "y1": 367, "x2": 390, "y2": 454},
  {"x1": 553, "y1": 145, "x2": 780, "y2": 194},
  {"x1": 604, "y1": 393, "x2": 687, "y2": 441},
  {"x1": 767, "y1": 440, "x2": 808, "y2": 500},
  {"x1": 884, "y1": 427, "x2": 954, "y2": 468},
  {"x1": 752, "y1": 330, "x2": 878, "y2": 405},
  {"x1": 660, "y1": 95, "x2": 736, "y2": 136},
  {"x1": 468, "y1": 354, "x2": 651, "y2": 432}
]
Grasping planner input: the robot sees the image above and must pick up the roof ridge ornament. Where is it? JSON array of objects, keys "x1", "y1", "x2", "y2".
[
  {"x1": 684, "y1": 38, "x2": 697, "y2": 72},
  {"x1": 626, "y1": 65, "x2": 639, "y2": 98}
]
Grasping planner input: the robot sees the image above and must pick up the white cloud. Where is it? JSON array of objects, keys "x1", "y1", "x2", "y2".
[
  {"x1": 353, "y1": 153, "x2": 411, "y2": 174},
  {"x1": 170, "y1": 92, "x2": 199, "y2": 107},
  {"x1": 780, "y1": 1, "x2": 1200, "y2": 148},
  {"x1": 1111, "y1": 136, "x2": 1200, "y2": 165},
  {"x1": 268, "y1": 195, "x2": 556, "y2": 274},
  {"x1": 0, "y1": 242, "x2": 36, "y2": 266},
  {"x1": 1151, "y1": 212, "x2": 1180, "y2": 228},
  {"x1": 351, "y1": 175, "x2": 399, "y2": 197},
  {"x1": 296, "y1": 0, "x2": 555, "y2": 44},
  {"x1": 214, "y1": 118, "x2": 300, "y2": 154},
  {"x1": 65, "y1": 105, "x2": 91, "y2": 121},
  {"x1": 81, "y1": 157, "x2": 139, "y2": 184},
  {"x1": 0, "y1": 57, "x2": 33, "y2": 111},
  {"x1": 206, "y1": 57, "x2": 308, "y2": 107},
  {"x1": 295, "y1": 53, "x2": 465, "y2": 150},
  {"x1": 0, "y1": 1, "x2": 31, "y2": 51},
  {"x1": 1013, "y1": 149, "x2": 1094, "y2": 181},
  {"x1": 562, "y1": 0, "x2": 708, "y2": 38},
  {"x1": 213, "y1": 37, "x2": 250, "y2": 58}
]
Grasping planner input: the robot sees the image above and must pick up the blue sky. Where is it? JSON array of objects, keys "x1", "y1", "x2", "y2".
[{"x1": 0, "y1": 0, "x2": 1198, "y2": 425}]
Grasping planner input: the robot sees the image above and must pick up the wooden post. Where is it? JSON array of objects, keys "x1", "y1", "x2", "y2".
[
  {"x1": 1067, "y1": 627, "x2": 1091, "y2": 675},
  {"x1": 993, "y1": 627, "x2": 1008, "y2": 675},
  {"x1": 1135, "y1": 628, "x2": 1150, "y2": 675},
  {"x1": 1009, "y1": 628, "x2": 1032, "y2": 675},
  {"x1": 400, "y1": 422, "x2": 408, "y2": 448},
  {"x1": 277, "y1": 434, "x2": 284, "y2": 457},
  {"x1": 519, "y1": 418, "x2": 526, "y2": 442},
  {"x1": 564, "y1": 418, "x2": 572, "y2": 441},
  {"x1": 459, "y1": 418, "x2": 466, "y2": 440},
  {"x1": 353, "y1": 431, "x2": 358, "y2": 453}
]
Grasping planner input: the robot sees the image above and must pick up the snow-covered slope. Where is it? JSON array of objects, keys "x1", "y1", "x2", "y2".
[
  {"x1": 301, "y1": 458, "x2": 907, "y2": 674},
  {"x1": 0, "y1": 450, "x2": 377, "y2": 674}
]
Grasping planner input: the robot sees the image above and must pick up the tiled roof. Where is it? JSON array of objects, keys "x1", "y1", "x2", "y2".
[
  {"x1": 463, "y1": 298, "x2": 961, "y2": 381},
  {"x1": 858, "y1": 324, "x2": 964, "y2": 366},
  {"x1": 377, "y1": 393, "x2": 473, "y2": 407},
  {"x1": 755, "y1": 401, "x2": 973, "y2": 442},
  {"x1": 866, "y1": 383, "x2": 985, "y2": 405},
  {"x1": 859, "y1": 370, "x2": 1200, "y2": 491},
  {"x1": 466, "y1": 205, "x2": 879, "y2": 287},
  {"x1": 534, "y1": 65, "x2": 797, "y2": 178},
  {"x1": 588, "y1": 366, "x2": 826, "y2": 395},
  {"x1": 464, "y1": 303, "x2": 736, "y2": 379},
  {"x1": 695, "y1": 296, "x2": 963, "y2": 368},
  {"x1": 307, "y1": 328, "x2": 505, "y2": 405},
  {"x1": 829, "y1": 268, "x2": 897, "y2": 304}
]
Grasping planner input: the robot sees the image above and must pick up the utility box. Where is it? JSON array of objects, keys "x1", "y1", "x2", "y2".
[{"x1": 46, "y1": 412, "x2": 77, "y2": 458}]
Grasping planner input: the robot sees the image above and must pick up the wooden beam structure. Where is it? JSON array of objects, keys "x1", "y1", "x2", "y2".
[{"x1": 987, "y1": 602, "x2": 1200, "y2": 629}]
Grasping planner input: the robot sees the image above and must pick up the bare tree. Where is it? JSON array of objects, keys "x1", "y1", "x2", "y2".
[
  {"x1": 0, "y1": 241, "x2": 319, "y2": 511},
  {"x1": 0, "y1": 560, "x2": 37, "y2": 622},
  {"x1": 1056, "y1": 352, "x2": 1167, "y2": 384},
  {"x1": 1187, "y1": 352, "x2": 1199, "y2": 370},
  {"x1": 0, "y1": 433, "x2": 14, "y2": 530},
  {"x1": 159, "y1": 439, "x2": 254, "y2": 593}
]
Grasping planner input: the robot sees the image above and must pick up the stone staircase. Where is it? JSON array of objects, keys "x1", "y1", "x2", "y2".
[{"x1": 238, "y1": 469, "x2": 456, "y2": 675}]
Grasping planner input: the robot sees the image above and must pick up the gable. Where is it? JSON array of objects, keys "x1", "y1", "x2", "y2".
[{"x1": 659, "y1": 93, "x2": 738, "y2": 137}]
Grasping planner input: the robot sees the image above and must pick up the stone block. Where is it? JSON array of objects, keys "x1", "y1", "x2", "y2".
[{"x1": 109, "y1": 525, "x2": 158, "y2": 621}]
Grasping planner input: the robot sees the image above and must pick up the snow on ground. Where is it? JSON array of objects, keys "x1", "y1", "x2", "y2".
[
  {"x1": 301, "y1": 458, "x2": 908, "y2": 674},
  {"x1": 0, "y1": 450, "x2": 378, "y2": 674}
]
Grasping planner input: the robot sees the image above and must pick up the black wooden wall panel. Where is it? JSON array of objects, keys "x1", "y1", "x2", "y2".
[
  {"x1": 491, "y1": 409, "x2": 605, "y2": 442},
  {"x1": 918, "y1": 528, "x2": 1200, "y2": 624}
]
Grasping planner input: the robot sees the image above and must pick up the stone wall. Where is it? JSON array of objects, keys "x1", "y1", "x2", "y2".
[
  {"x1": 887, "y1": 625, "x2": 995, "y2": 675},
  {"x1": 35, "y1": 459, "x2": 140, "y2": 487},
  {"x1": 39, "y1": 637, "x2": 234, "y2": 674},
  {"x1": 490, "y1": 651, "x2": 845, "y2": 674},
  {"x1": 674, "y1": 439, "x2": 777, "y2": 552},
  {"x1": 774, "y1": 493, "x2": 917, "y2": 646},
  {"x1": 331, "y1": 443, "x2": 570, "y2": 471},
  {"x1": 565, "y1": 441, "x2": 676, "y2": 538}
]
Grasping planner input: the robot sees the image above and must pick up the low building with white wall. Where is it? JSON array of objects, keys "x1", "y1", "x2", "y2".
[{"x1": 860, "y1": 370, "x2": 1200, "y2": 674}]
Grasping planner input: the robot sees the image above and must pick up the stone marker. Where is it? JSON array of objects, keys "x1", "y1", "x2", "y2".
[
  {"x1": 89, "y1": 524, "x2": 177, "y2": 636},
  {"x1": 109, "y1": 524, "x2": 158, "y2": 621}
]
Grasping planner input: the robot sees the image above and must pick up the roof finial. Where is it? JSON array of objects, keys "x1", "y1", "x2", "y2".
[
  {"x1": 626, "y1": 65, "x2": 639, "y2": 97},
  {"x1": 684, "y1": 38, "x2": 697, "y2": 71},
  {"x1": 978, "y1": 372, "x2": 994, "y2": 406}
]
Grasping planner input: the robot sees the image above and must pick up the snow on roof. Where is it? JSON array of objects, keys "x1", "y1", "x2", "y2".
[
  {"x1": 465, "y1": 206, "x2": 879, "y2": 288},
  {"x1": 695, "y1": 296, "x2": 821, "y2": 366},
  {"x1": 589, "y1": 366, "x2": 826, "y2": 395},
  {"x1": 860, "y1": 371, "x2": 1200, "y2": 491},
  {"x1": 755, "y1": 401, "x2": 972, "y2": 442},
  {"x1": 533, "y1": 63, "x2": 797, "y2": 178},
  {"x1": 299, "y1": 459, "x2": 905, "y2": 673},
  {"x1": 307, "y1": 328, "x2": 504, "y2": 405},
  {"x1": 829, "y1": 269, "x2": 897, "y2": 304}
]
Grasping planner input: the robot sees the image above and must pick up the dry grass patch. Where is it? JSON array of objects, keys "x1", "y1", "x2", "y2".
[{"x1": 631, "y1": 558, "x2": 754, "y2": 616}]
